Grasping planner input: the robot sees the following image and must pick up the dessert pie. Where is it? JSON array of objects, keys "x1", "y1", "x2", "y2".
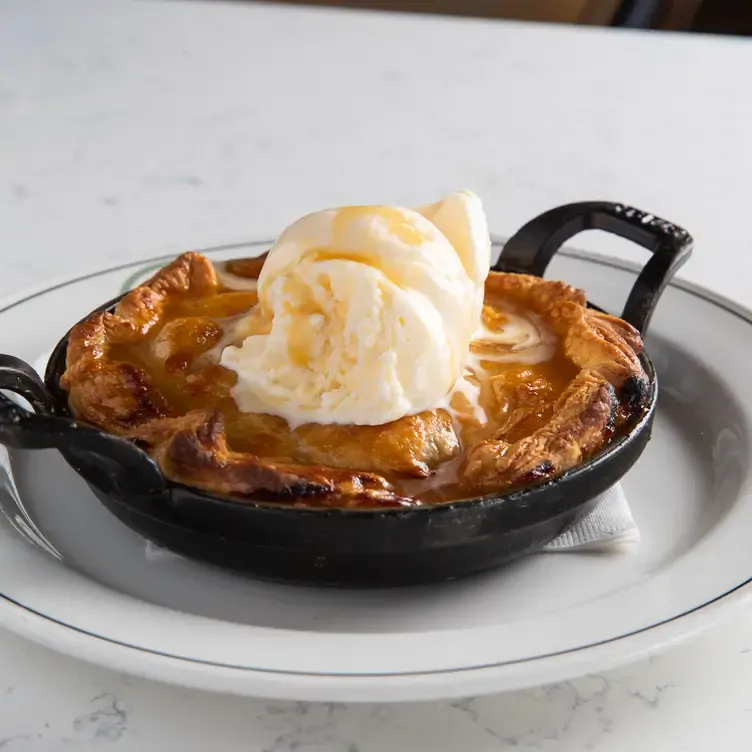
[{"x1": 60, "y1": 193, "x2": 649, "y2": 508}]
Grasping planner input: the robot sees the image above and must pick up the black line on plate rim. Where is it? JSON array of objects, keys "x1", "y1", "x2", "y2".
[
  {"x1": 1, "y1": 242, "x2": 751, "y2": 679},
  {"x1": 0, "y1": 576, "x2": 749, "y2": 679}
]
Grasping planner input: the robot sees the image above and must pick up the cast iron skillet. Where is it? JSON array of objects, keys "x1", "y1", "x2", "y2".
[{"x1": 0, "y1": 201, "x2": 692, "y2": 587}]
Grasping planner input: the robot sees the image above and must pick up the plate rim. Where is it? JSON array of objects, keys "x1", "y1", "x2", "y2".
[
  {"x1": 1, "y1": 578, "x2": 750, "y2": 702},
  {"x1": 2, "y1": 242, "x2": 751, "y2": 700}
]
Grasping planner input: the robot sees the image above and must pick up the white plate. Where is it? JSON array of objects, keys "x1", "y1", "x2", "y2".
[{"x1": 0, "y1": 242, "x2": 750, "y2": 702}]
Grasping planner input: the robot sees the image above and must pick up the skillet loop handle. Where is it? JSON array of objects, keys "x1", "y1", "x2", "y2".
[
  {"x1": 0, "y1": 355, "x2": 60, "y2": 449},
  {"x1": 493, "y1": 201, "x2": 693, "y2": 336},
  {"x1": 0, "y1": 355, "x2": 55, "y2": 417},
  {"x1": 0, "y1": 354, "x2": 167, "y2": 497}
]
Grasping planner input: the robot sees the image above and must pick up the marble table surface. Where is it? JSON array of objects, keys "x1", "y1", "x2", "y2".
[{"x1": 2, "y1": 0, "x2": 752, "y2": 748}]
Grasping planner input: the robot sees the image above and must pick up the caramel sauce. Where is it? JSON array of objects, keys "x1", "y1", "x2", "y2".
[
  {"x1": 398, "y1": 329, "x2": 577, "y2": 503},
  {"x1": 110, "y1": 263, "x2": 581, "y2": 504}
]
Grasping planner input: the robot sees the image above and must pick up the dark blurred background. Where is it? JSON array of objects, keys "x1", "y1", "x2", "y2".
[{"x1": 257, "y1": 1, "x2": 752, "y2": 34}]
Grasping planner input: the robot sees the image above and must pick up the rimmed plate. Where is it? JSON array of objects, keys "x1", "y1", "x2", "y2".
[{"x1": 0, "y1": 241, "x2": 750, "y2": 702}]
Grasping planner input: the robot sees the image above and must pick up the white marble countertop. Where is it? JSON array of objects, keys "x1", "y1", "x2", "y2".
[{"x1": 2, "y1": 0, "x2": 752, "y2": 748}]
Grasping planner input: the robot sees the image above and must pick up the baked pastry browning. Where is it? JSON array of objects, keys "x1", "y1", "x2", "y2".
[
  {"x1": 60, "y1": 251, "x2": 649, "y2": 508},
  {"x1": 461, "y1": 273, "x2": 648, "y2": 490}
]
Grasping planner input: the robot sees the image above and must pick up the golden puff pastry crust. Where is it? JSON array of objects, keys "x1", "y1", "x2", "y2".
[
  {"x1": 60, "y1": 252, "x2": 649, "y2": 507},
  {"x1": 462, "y1": 273, "x2": 649, "y2": 491}
]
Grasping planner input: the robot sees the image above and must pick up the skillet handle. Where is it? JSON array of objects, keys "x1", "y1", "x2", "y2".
[
  {"x1": 493, "y1": 201, "x2": 693, "y2": 336},
  {"x1": 0, "y1": 354, "x2": 167, "y2": 497}
]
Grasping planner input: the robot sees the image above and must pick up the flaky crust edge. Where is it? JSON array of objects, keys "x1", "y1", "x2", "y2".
[{"x1": 462, "y1": 273, "x2": 649, "y2": 490}]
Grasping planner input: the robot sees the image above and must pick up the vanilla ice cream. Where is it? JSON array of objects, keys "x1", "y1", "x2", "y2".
[{"x1": 220, "y1": 190, "x2": 491, "y2": 426}]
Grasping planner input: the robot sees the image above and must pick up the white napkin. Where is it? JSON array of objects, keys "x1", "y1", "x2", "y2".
[{"x1": 543, "y1": 483, "x2": 639, "y2": 552}]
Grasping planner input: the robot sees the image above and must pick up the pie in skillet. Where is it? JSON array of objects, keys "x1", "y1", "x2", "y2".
[
  {"x1": 60, "y1": 249, "x2": 648, "y2": 509},
  {"x1": 60, "y1": 194, "x2": 649, "y2": 508}
]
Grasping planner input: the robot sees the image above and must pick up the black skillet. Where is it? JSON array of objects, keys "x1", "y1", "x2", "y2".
[{"x1": 0, "y1": 201, "x2": 692, "y2": 587}]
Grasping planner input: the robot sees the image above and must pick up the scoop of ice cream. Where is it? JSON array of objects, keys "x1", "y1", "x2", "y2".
[
  {"x1": 417, "y1": 189, "x2": 491, "y2": 320},
  {"x1": 220, "y1": 190, "x2": 491, "y2": 426}
]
